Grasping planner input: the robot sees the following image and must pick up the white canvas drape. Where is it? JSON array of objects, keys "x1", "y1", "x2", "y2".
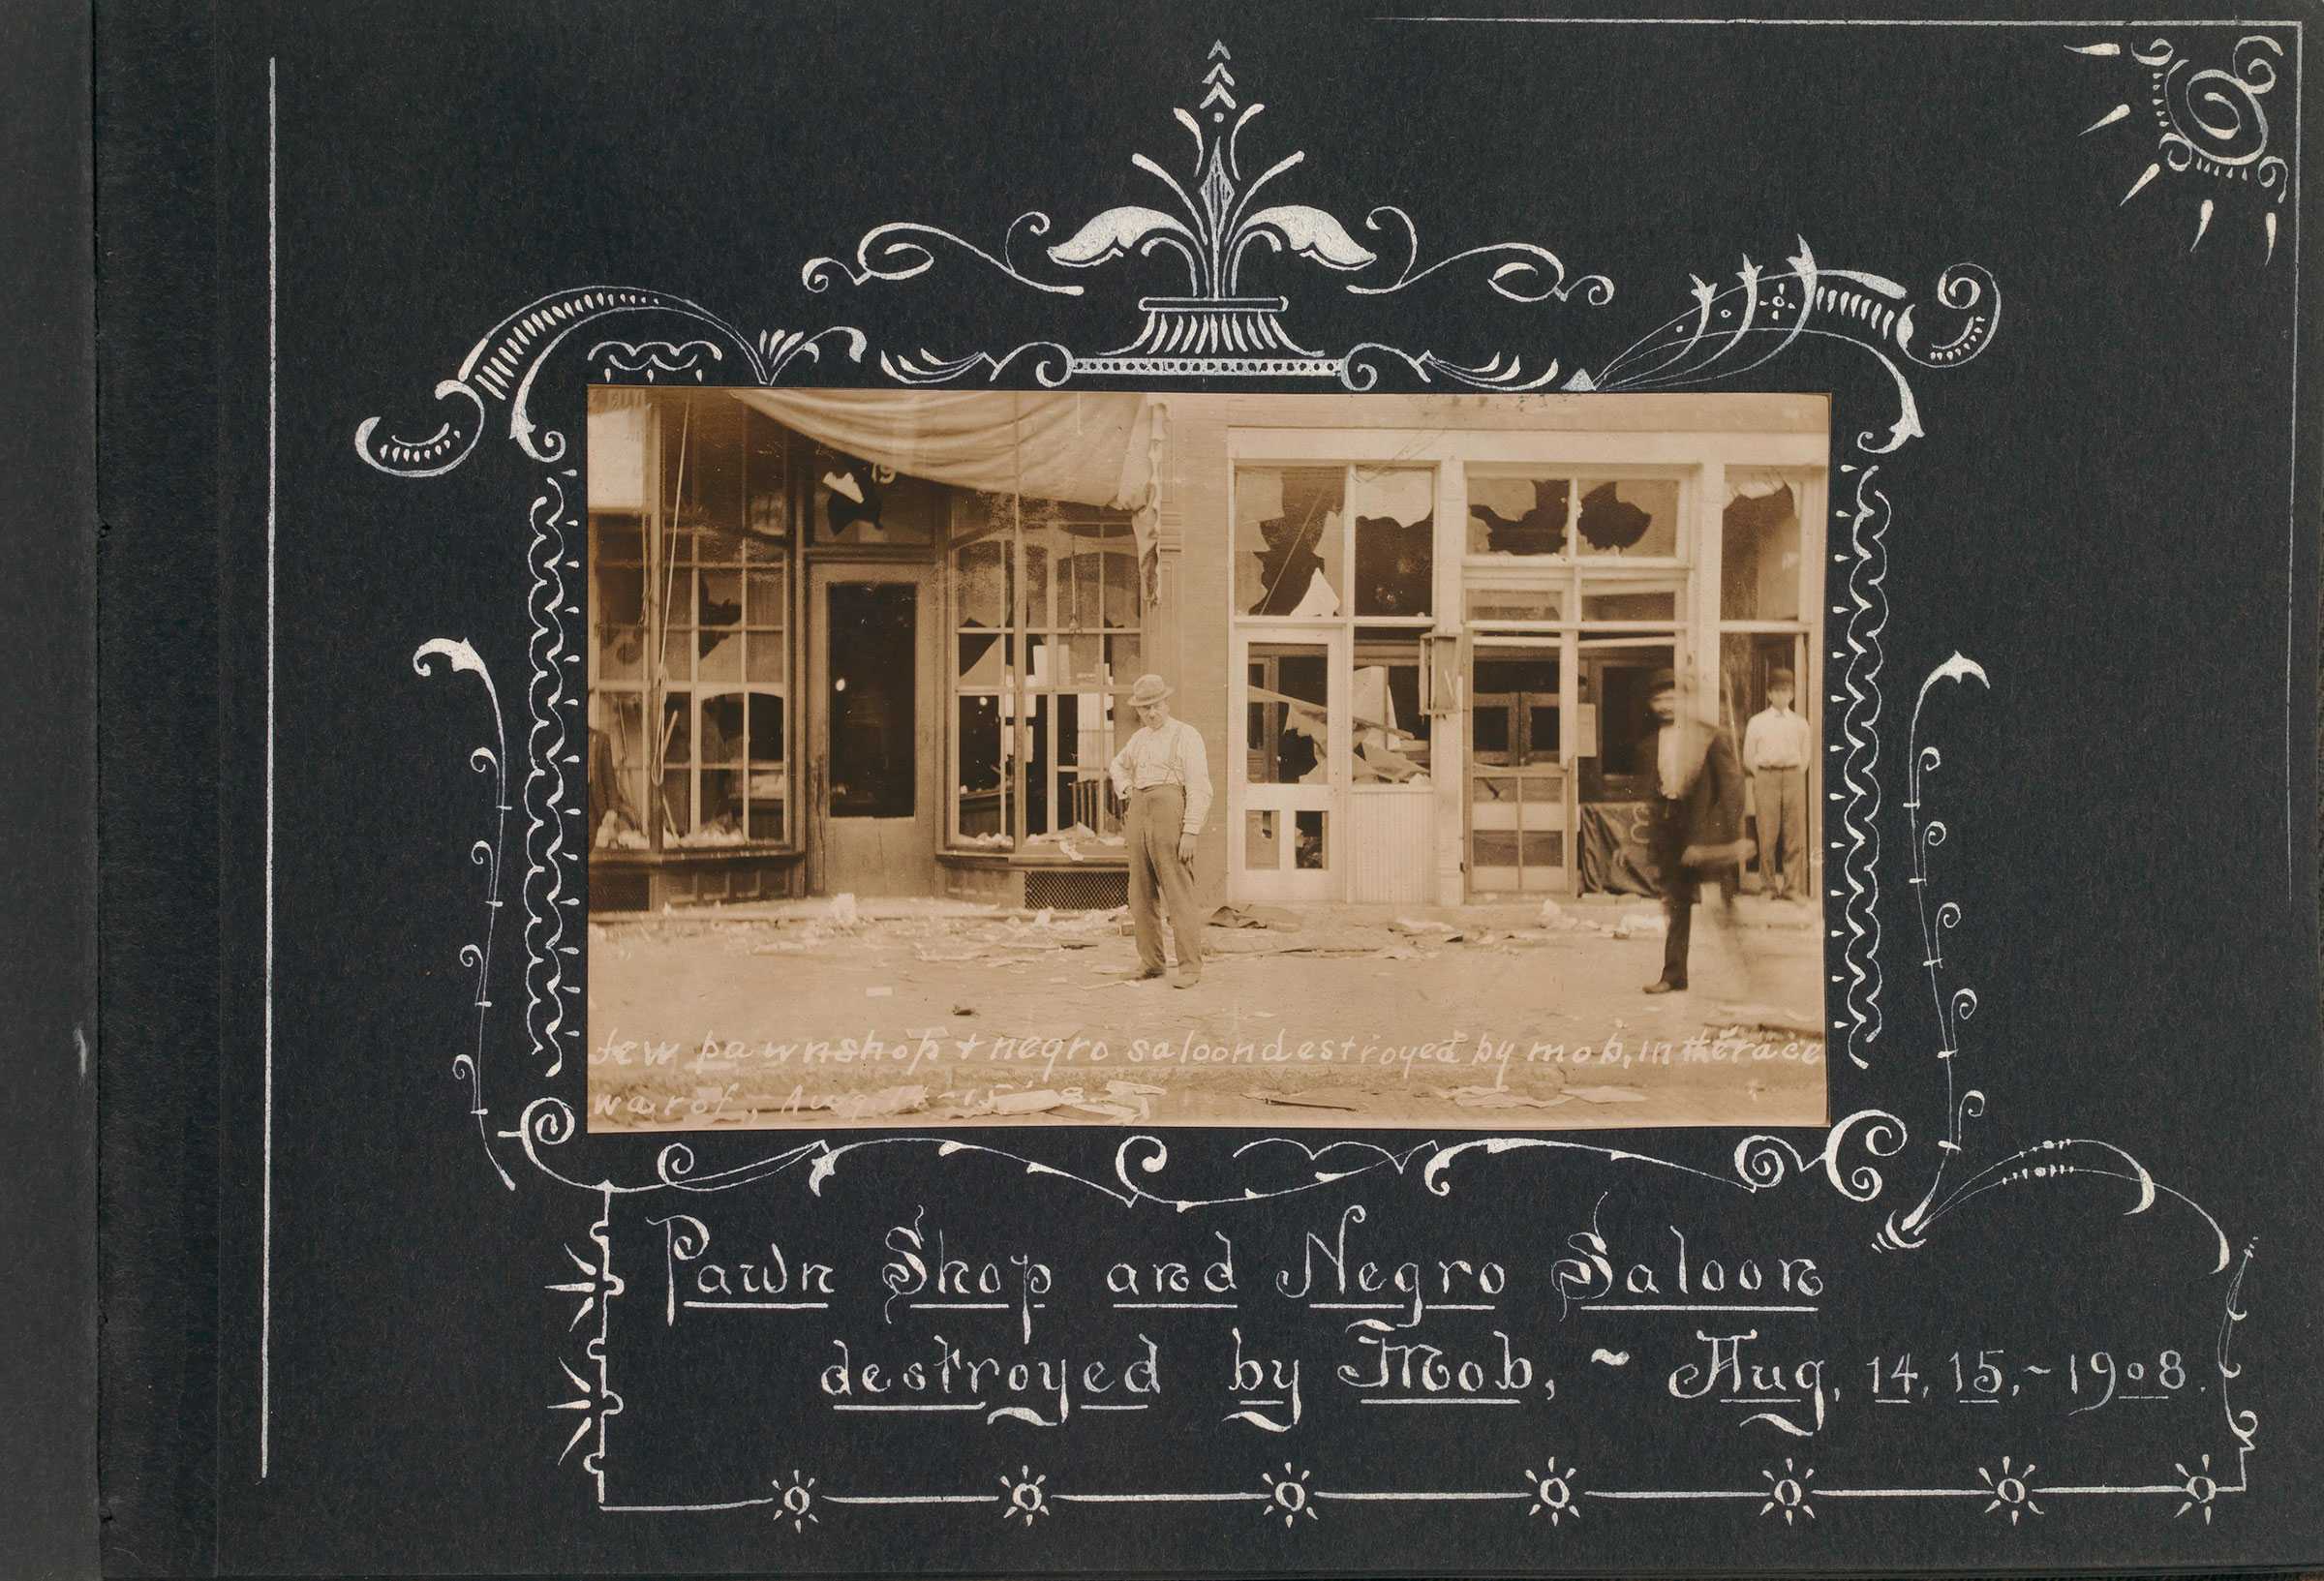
[{"x1": 723, "y1": 388, "x2": 1165, "y2": 570}]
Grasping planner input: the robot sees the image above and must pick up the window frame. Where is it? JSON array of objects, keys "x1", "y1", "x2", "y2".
[
  {"x1": 944, "y1": 492, "x2": 1140, "y2": 853},
  {"x1": 586, "y1": 391, "x2": 800, "y2": 858}
]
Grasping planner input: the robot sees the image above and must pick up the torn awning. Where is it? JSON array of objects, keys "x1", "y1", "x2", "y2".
[{"x1": 724, "y1": 389, "x2": 1165, "y2": 574}]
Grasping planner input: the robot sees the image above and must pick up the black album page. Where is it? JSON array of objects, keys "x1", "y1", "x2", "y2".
[{"x1": 89, "y1": 2, "x2": 2324, "y2": 1576}]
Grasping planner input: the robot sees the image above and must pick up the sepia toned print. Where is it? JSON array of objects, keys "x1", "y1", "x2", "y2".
[{"x1": 583, "y1": 388, "x2": 1829, "y2": 1131}]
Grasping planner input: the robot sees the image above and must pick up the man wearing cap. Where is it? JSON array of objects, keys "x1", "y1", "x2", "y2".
[
  {"x1": 1642, "y1": 668, "x2": 1749, "y2": 995},
  {"x1": 1107, "y1": 674, "x2": 1213, "y2": 988},
  {"x1": 1743, "y1": 668, "x2": 1814, "y2": 903}
]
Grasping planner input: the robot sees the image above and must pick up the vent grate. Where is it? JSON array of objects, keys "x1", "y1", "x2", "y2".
[{"x1": 1024, "y1": 869, "x2": 1129, "y2": 912}]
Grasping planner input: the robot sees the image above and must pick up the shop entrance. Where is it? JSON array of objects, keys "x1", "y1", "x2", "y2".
[
  {"x1": 1467, "y1": 642, "x2": 1569, "y2": 895},
  {"x1": 1232, "y1": 630, "x2": 1345, "y2": 902},
  {"x1": 808, "y1": 563, "x2": 939, "y2": 896},
  {"x1": 1573, "y1": 637, "x2": 1682, "y2": 897}
]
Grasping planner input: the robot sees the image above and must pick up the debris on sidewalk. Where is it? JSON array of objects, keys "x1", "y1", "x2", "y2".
[
  {"x1": 1392, "y1": 917, "x2": 1465, "y2": 940},
  {"x1": 1612, "y1": 912, "x2": 1666, "y2": 939},
  {"x1": 1208, "y1": 903, "x2": 1303, "y2": 930}
]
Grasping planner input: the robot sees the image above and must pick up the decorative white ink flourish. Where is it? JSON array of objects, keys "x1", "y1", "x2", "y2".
[
  {"x1": 1567, "y1": 241, "x2": 1999, "y2": 455},
  {"x1": 2073, "y1": 32, "x2": 2289, "y2": 262},
  {"x1": 801, "y1": 43, "x2": 1605, "y2": 385},
  {"x1": 1832, "y1": 466, "x2": 1890, "y2": 1068},
  {"x1": 411, "y1": 637, "x2": 513, "y2": 1190},
  {"x1": 355, "y1": 289, "x2": 864, "y2": 478}
]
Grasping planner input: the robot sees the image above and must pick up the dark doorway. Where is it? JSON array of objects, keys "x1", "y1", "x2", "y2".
[{"x1": 826, "y1": 583, "x2": 916, "y2": 817}]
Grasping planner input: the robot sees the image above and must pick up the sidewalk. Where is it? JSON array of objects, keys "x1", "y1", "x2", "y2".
[{"x1": 586, "y1": 894, "x2": 1827, "y2": 1133}]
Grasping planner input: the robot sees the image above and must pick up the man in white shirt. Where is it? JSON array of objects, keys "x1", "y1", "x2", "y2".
[
  {"x1": 1106, "y1": 673, "x2": 1213, "y2": 988},
  {"x1": 1742, "y1": 668, "x2": 1813, "y2": 903}
]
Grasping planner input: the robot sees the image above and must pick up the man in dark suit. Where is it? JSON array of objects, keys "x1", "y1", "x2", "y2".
[{"x1": 1641, "y1": 669, "x2": 1750, "y2": 994}]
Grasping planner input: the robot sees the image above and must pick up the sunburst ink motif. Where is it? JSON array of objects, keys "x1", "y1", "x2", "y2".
[
  {"x1": 772, "y1": 1471, "x2": 818, "y2": 1535},
  {"x1": 1758, "y1": 1459, "x2": 1815, "y2": 1526},
  {"x1": 998, "y1": 1466, "x2": 1050, "y2": 1527},
  {"x1": 1523, "y1": 1457, "x2": 1582, "y2": 1526},
  {"x1": 2070, "y1": 34, "x2": 2290, "y2": 261},
  {"x1": 2175, "y1": 1453, "x2": 2221, "y2": 1524},
  {"x1": 1977, "y1": 1456, "x2": 2042, "y2": 1526},
  {"x1": 1260, "y1": 1463, "x2": 1318, "y2": 1528}
]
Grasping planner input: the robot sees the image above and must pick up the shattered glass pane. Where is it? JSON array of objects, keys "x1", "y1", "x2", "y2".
[
  {"x1": 1351, "y1": 467, "x2": 1433, "y2": 617},
  {"x1": 1722, "y1": 479, "x2": 1803, "y2": 621},
  {"x1": 957, "y1": 632, "x2": 1010, "y2": 688},
  {"x1": 954, "y1": 694, "x2": 1011, "y2": 844},
  {"x1": 1236, "y1": 466, "x2": 1344, "y2": 617},
  {"x1": 1247, "y1": 644, "x2": 1331, "y2": 784},
  {"x1": 1293, "y1": 810, "x2": 1328, "y2": 870},
  {"x1": 1468, "y1": 473, "x2": 1570, "y2": 556},
  {"x1": 698, "y1": 694, "x2": 746, "y2": 766},
  {"x1": 1575, "y1": 478, "x2": 1678, "y2": 557}
]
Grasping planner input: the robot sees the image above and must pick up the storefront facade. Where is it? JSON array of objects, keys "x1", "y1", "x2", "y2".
[{"x1": 584, "y1": 389, "x2": 1825, "y2": 913}]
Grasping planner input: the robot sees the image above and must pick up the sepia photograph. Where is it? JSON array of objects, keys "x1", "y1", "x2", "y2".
[{"x1": 583, "y1": 387, "x2": 1830, "y2": 1131}]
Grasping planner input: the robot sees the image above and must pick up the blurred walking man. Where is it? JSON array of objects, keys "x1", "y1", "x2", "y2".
[
  {"x1": 1743, "y1": 667, "x2": 1812, "y2": 903},
  {"x1": 1642, "y1": 669, "x2": 1750, "y2": 995},
  {"x1": 1108, "y1": 673, "x2": 1212, "y2": 988}
]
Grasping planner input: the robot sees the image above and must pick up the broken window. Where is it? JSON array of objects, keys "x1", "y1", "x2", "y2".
[
  {"x1": 1236, "y1": 466, "x2": 1345, "y2": 617},
  {"x1": 1294, "y1": 809, "x2": 1329, "y2": 870},
  {"x1": 954, "y1": 694, "x2": 1012, "y2": 846},
  {"x1": 1575, "y1": 478, "x2": 1679, "y2": 558},
  {"x1": 1721, "y1": 476, "x2": 1803, "y2": 621},
  {"x1": 1351, "y1": 466, "x2": 1434, "y2": 618},
  {"x1": 810, "y1": 444, "x2": 943, "y2": 545},
  {"x1": 1246, "y1": 644, "x2": 1331, "y2": 785},
  {"x1": 588, "y1": 389, "x2": 794, "y2": 854},
  {"x1": 1352, "y1": 630, "x2": 1431, "y2": 784},
  {"x1": 1468, "y1": 472, "x2": 1572, "y2": 557},
  {"x1": 949, "y1": 495, "x2": 1136, "y2": 850}
]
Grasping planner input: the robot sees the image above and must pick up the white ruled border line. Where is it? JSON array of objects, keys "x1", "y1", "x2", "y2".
[
  {"x1": 829, "y1": 1401, "x2": 988, "y2": 1413},
  {"x1": 260, "y1": 50, "x2": 277, "y2": 1486},
  {"x1": 605, "y1": 1482, "x2": 2249, "y2": 1512},
  {"x1": 1360, "y1": 1396, "x2": 1522, "y2": 1407},
  {"x1": 1585, "y1": 1482, "x2": 2244, "y2": 1502},
  {"x1": 1054, "y1": 1492, "x2": 1269, "y2": 1505},
  {"x1": 1378, "y1": 15, "x2": 2300, "y2": 26},
  {"x1": 604, "y1": 1498, "x2": 777, "y2": 1514}
]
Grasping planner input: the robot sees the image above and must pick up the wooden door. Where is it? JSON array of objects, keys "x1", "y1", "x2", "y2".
[{"x1": 808, "y1": 562, "x2": 939, "y2": 896}]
